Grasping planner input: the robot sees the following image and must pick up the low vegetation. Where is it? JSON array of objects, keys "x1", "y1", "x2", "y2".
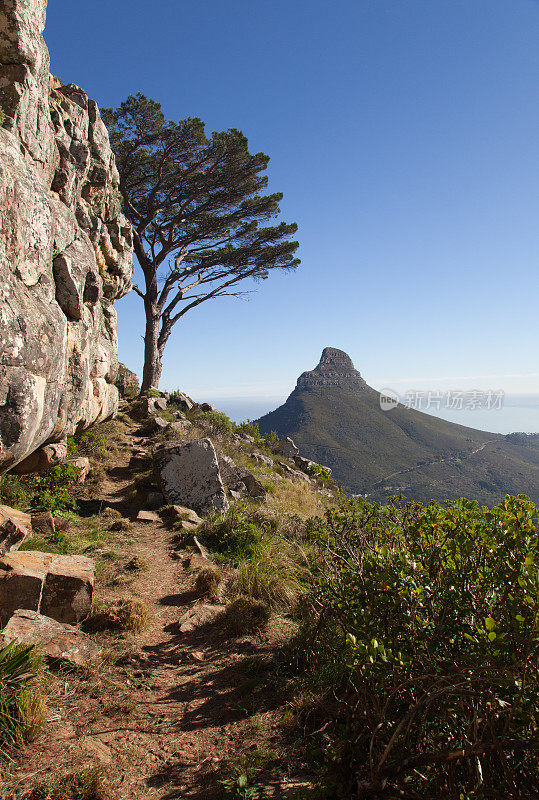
[
  {"x1": 0, "y1": 642, "x2": 45, "y2": 755},
  {"x1": 280, "y1": 494, "x2": 539, "y2": 797}
]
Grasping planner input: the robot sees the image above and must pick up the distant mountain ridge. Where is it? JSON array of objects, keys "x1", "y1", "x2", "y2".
[{"x1": 257, "y1": 348, "x2": 539, "y2": 505}]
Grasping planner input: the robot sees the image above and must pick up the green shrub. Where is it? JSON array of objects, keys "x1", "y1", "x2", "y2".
[
  {"x1": 202, "y1": 410, "x2": 234, "y2": 434},
  {"x1": 295, "y1": 495, "x2": 539, "y2": 796},
  {"x1": 235, "y1": 420, "x2": 261, "y2": 441},
  {"x1": 0, "y1": 641, "x2": 44, "y2": 751},
  {"x1": 0, "y1": 463, "x2": 78, "y2": 514},
  {"x1": 200, "y1": 504, "x2": 265, "y2": 561},
  {"x1": 263, "y1": 430, "x2": 279, "y2": 450},
  {"x1": 144, "y1": 388, "x2": 161, "y2": 398}
]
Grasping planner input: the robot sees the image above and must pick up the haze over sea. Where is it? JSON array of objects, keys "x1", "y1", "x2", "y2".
[{"x1": 192, "y1": 392, "x2": 539, "y2": 435}]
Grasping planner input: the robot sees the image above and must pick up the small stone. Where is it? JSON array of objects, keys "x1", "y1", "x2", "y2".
[{"x1": 136, "y1": 510, "x2": 161, "y2": 523}]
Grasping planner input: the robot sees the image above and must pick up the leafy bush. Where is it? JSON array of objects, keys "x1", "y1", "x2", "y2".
[
  {"x1": 0, "y1": 463, "x2": 79, "y2": 513},
  {"x1": 296, "y1": 495, "x2": 539, "y2": 797},
  {"x1": 0, "y1": 641, "x2": 44, "y2": 752},
  {"x1": 235, "y1": 420, "x2": 262, "y2": 441}
]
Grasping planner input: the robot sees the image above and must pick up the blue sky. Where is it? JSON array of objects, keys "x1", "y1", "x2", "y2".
[{"x1": 44, "y1": 0, "x2": 539, "y2": 429}]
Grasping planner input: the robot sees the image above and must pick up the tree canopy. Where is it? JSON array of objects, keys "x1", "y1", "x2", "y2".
[{"x1": 102, "y1": 94, "x2": 300, "y2": 389}]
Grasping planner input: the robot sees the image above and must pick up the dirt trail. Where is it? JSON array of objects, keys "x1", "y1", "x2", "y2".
[{"x1": 4, "y1": 427, "x2": 304, "y2": 799}]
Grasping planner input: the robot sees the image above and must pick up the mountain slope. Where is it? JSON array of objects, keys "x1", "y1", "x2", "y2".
[{"x1": 257, "y1": 348, "x2": 539, "y2": 505}]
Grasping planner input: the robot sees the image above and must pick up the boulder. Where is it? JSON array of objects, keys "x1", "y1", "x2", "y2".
[
  {"x1": 177, "y1": 603, "x2": 222, "y2": 633},
  {"x1": 276, "y1": 437, "x2": 299, "y2": 459},
  {"x1": 251, "y1": 452, "x2": 274, "y2": 467},
  {"x1": 169, "y1": 393, "x2": 194, "y2": 414},
  {"x1": 200, "y1": 403, "x2": 217, "y2": 413},
  {"x1": 1, "y1": 609, "x2": 101, "y2": 667},
  {"x1": 143, "y1": 415, "x2": 168, "y2": 435},
  {"x1": 218, "y1": 455, "x2": 266, "y2": 501},
  {"x1": 0, "y1": 0, "x2": 134, "y2": 476},
  {"x1": 0, "y1": 505, "x2": 32, "y2": 555},
  {"x1": 0, "y1": 551, "x2": 94, "y2": 625},
  {"x1": 153, "y1": 438, "x2": 229, "y2": 516}
]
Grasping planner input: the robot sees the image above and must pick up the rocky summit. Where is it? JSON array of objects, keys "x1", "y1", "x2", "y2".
[
  {"x1": 296, "y1": 347, "x2": 367, "y2": 390},
  {"x1": 0, "y1": 0, "x2": 133, "y2": 474},
  {"x1": 257, "y1": 348, "x2": 539, "y2": 505}
]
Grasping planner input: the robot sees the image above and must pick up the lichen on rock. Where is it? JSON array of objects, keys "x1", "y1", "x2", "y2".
[{"x1": 0, "y1": 0, "x2": 134, "y2": 474}]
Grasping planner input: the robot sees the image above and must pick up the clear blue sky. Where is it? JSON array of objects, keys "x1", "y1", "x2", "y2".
[{"x1": 44, "y1": 0, "x2": 539, "y2": 429}]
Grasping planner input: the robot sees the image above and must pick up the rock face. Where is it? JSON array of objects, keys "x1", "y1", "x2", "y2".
[
  {"x1": 154, "y1": 438, "x2": 229, "y2": 516},
  {"x1": 0, "y1": 551, "x2": 95, "y2": 625},
  {"x1": 116, "y1": 363, "x2": 140, "y2": 398},
  {"x1": 0, "y1": 0, "x2": 133, "y2": 474},
  {"x1": 296, "y1": 347, "x2": 367, "y2": 391}
]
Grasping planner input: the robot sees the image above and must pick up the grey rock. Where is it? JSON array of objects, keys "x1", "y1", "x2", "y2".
[
  {"x1": 170, "y1": 393, "x2": 194, "y2": 413},
  {"x1": 218, "y1": 455, "x2": 266, "y2": 501},
  {"x1": 200, "y1": 402, "x2": 217, "y2": 413},
  {"x1": 153, "y1": 438, "x2": 229, "y2": 516},
  {"x1": 277, "y1": 437, "x2": 299, "y2": 459},
  {"x1": 252, "y1": 451, "x2": 273, "y2": 467},
  {"x1": 0, "y1": 0, "x2": 133, "y2": 475},
  {"x1": 1, "y1": 609, "x2": 101, "y2": 667},
  {"x1": 68, "y1": 456, "x2": 91, "y2": 483}
]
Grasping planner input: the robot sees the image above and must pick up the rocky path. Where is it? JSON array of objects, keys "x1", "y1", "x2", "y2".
[{"x1": 4, "y1": 428, "x2": 304, "y2": 799}]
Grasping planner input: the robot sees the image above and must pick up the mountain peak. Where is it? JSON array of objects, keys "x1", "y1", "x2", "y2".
[{"x1": 296, "y1": 347, "x2": 366, "y2": 390}]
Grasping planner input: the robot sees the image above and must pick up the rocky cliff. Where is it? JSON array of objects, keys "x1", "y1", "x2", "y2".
[{"x1": 0, "y1": 0, "x2": 133, "y2": 473}]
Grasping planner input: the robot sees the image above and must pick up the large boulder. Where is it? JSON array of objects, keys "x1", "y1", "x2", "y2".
[
  {"x1": 153, "y1": 438, "x2": 229, "y2": 516},
  {"x1": 0, "y1": 505, "x2": 32, "y2": 555},
  {"x1": 1, "y1": 609, "x2": 101, "y2": 667},
  {"x1": 0, "y1": 0, "x2": 133, "y2": 475},
  {"x1": 0, "y1": 551, "x2": 94, "y2": 625}
]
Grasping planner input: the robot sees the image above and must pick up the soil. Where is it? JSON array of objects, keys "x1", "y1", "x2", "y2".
[{"x1": 1, "y1": 423, "x2": 315, "y2": 800}]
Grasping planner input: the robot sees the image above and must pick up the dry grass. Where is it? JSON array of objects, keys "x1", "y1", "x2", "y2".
[
  {"x1": 18, "y1": 688, "x2": 46, "y2": 743},
  {"x1": 263, "y1": 478, "x2": 328, "y2": 520},
  {"x1": 25, "y1": 766, "x2": 109, "y2": 799},
  {"x1": 234, "y1": 537, "x2": 307, "y2": 609},
  {"x1": 194, "y1": 565, "x2": 222, "y2": 599},
  {"x1": 86, "y1": 598, "x2": 149, "y2": 634},
  {"x1": 222, "y1": 596, "x2": 270, "y2": 635}
]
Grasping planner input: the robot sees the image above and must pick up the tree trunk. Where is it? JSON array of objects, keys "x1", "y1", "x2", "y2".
[{"x1": 141, "y1": 311, "x2": 162, "y2": 391}]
